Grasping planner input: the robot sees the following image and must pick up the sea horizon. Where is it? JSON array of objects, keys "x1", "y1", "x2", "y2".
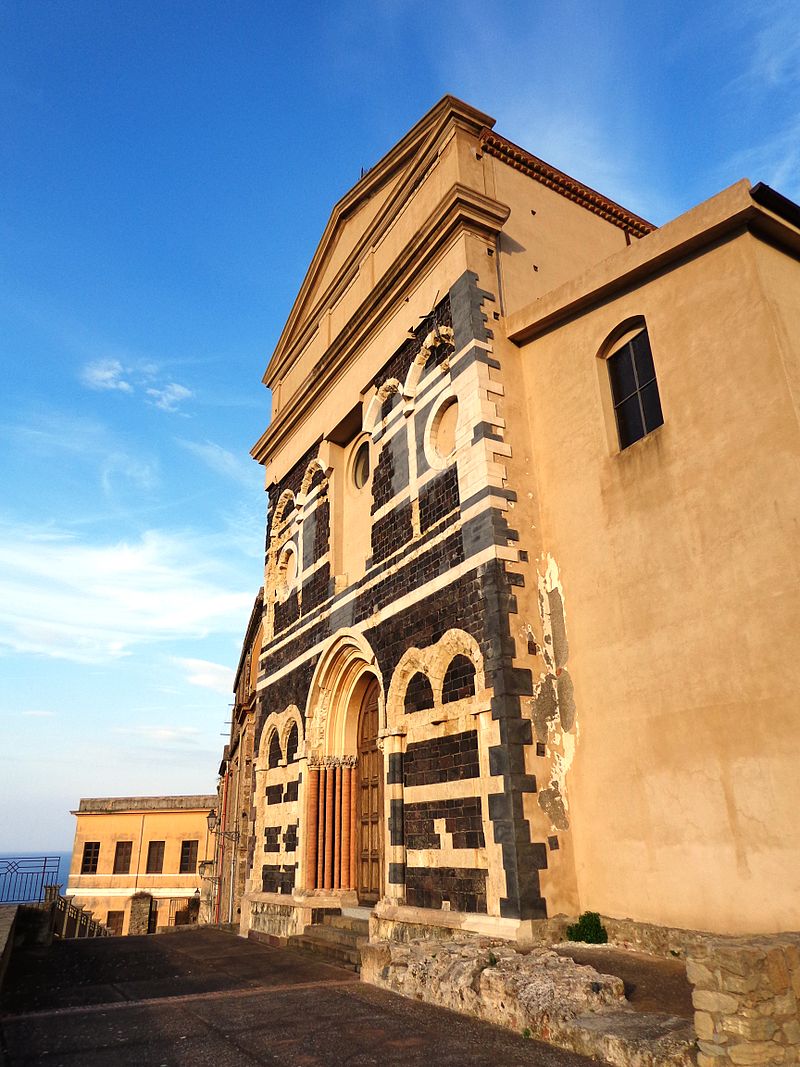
[{"x1": 0, "y1": 850, "x2": 72, "y2": 902}]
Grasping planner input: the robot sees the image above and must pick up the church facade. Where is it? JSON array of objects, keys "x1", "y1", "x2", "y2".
[{"x1": 239, "y1": 97, "x2": 800, "y2": 945}]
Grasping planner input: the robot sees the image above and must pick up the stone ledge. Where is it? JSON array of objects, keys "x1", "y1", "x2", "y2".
[{"x1": 361, "y1": 934, "x2": 695, "y2": 1067}]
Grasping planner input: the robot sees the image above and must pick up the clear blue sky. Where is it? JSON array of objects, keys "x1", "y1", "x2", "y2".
[{"x1": 1, "y1": 0, "x2": 797, "y2": 851}]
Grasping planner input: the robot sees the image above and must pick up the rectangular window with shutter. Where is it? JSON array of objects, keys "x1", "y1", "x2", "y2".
[
  {"x1": 81, "y1": 842, "x2": 100, "y2": 874},
  {"x1": 113, "y1": 841, "x2": 133, "y2": 874},
  {"x1": 146, "y1": 841, "x2": 165, "y2": 874},
  {"x1": 179, "y1": 840, "x2": 198, "y2": 874}
]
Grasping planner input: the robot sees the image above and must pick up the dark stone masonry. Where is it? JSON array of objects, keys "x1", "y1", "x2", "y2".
[
  {"x1": 405, "y1": 797, "x2": 485, "y2": 850},
  {"x1": 405, "y1": 865, "x2": 488, "y2": 913},
  {"x1": 251, "y1": 277, "x2": 553, "y2": 925},
  {"x1": 403, "y1": 731, "x2": 480, "y2": 788}
]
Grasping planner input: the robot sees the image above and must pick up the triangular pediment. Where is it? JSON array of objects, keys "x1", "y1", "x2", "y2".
[{"x1": 264, "y1": 95, "x2": 495, "y2": 387}]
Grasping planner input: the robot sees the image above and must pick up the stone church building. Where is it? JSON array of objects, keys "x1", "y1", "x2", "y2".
[{"x1": 238, "y1": 96, "x2": 800, "y2": 947}]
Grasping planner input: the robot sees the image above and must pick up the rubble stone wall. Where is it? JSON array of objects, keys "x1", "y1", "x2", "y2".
[
  {"x1": 687, "y1": 934, "x2": 800, "y2": 1066},
  {"x1": 361, "y1": 934, "x2": 694, "y2": 1067}
]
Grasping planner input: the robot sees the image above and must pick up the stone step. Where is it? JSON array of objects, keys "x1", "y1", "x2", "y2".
[
  {"x1": 287, "y1": 932, "x2": 361, "y2": 970},
  {"x1": 321, "y1": 913, "x2": 370, "y2": 936},
  {"x1": 300, "y1": 923, "x2": 366, "y2": 948}
]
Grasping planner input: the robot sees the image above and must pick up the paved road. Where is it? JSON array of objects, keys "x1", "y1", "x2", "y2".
[{"x1": 0, "y1": 928, "x2": 599, "y2": 1066}]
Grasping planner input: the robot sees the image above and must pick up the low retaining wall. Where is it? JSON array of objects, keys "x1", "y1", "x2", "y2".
[
  {"x1": 0, "y1": 906, "x2": 18, "y2": 994},
  {"x1": 361, "y1": 935, "x2": 694, "y2": 1067},
  {"x1": 687, "y1": 934, "x2": 800, "y2": 1065}
]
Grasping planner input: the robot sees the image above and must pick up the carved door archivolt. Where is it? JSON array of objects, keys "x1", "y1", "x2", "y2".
[{"x1": 357, "y1": 685, "x2": 383, "y2": 904}]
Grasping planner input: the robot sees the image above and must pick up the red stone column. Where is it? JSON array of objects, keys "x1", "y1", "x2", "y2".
[
  {"x1": 316, "y1": 767, "x2": 326, "y2": 890},
  {"x1": 333, "y1": 764, "x2": 342, "y2": 890},
  {"x1": 305, "y1": 766, "x2": 320, "y2": 890},
  {"x1": 350, "y1": 765, "x2": 359, "y2": 893},
  {"x1": 324, "y1": 762, "x2": 335, "y2": 890},
  {"x1": 340, "y1": 764, "x2": 352, "y2": 889}
]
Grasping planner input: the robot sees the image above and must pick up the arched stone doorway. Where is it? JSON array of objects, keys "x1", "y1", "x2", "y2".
[{"x1": 302, "y1": 633, "x2": 384, "y2": 905}]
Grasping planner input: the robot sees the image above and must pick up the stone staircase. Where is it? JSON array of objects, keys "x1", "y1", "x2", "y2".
[{"x1": 287, "y1": 910, "x2": 370, "y2": 972}]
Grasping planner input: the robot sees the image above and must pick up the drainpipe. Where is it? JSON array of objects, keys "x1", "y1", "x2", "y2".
[
  {"x1": 216, "y1": 774, "x2": 229, "y2": 924},
  {"x1": 228, "y1": 831, "x2": 236, "y2": 925}
]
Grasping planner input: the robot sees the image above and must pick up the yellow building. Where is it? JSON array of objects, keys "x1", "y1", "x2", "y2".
[{"x1": 67, "y1": 795, "x2": 216, "y2": 935}]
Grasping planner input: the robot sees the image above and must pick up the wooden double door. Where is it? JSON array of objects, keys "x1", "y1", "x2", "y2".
[{"x1": 356, "y1": 685, "x2": 383, "y2": 904}]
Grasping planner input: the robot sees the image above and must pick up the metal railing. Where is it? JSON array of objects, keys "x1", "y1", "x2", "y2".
[
  {"x1": 0, "y1": 856, "x2": 61, "y2": 904},
  {"x1": 50, "y1": 891, "x2": 109, "y2": 938}
]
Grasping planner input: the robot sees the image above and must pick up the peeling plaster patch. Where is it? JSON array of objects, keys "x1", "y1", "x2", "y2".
[
  {"x1": 532, "y1": 678, "x2": 557, "y2": 742},
  {"x1": 530, "y1": 554, "x2": 578, "y2": 833},
  {"x1": 538, "y1": 781, "x2": 569, "y2": 831},
  {"x1": 556, "y1": 670, "x2": 576, "y2": 732},
  {"x1": 547, "y1": 588, "x2": 569, "y2": 671}
]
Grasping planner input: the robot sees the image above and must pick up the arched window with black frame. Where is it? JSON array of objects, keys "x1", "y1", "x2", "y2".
[{"x1": 605, "y1": 322, "x2": 664, "y2": 449}]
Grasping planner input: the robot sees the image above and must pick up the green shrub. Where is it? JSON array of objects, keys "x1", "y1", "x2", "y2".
[{"x1": 566, "y1": 911, "x2": 608, "y2": 944}]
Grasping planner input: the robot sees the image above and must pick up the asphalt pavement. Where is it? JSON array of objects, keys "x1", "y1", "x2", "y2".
[{"x1": 0, "y1": 928, "x2": 600, "y2": 1066}]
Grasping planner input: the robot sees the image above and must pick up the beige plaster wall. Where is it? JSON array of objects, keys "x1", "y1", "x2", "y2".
[
  {"x1": 517, "y1": 230, "x2": 800, "y2": 933},
  {"x1": 489, "y1": 157, "x2": 631, "y2": 318},
  {"x1": 754, "y1": 237, "x2": 800, "y2": 423}
]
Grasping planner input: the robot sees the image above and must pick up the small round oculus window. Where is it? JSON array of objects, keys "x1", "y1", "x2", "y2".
[{"x1": 353, "y1": 441, "x2": 370, "y2": 489}]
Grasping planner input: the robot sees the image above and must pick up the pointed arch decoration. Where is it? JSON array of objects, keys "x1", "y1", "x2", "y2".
[
  {"x1": 402, "y1": 324, "x2": 455, "y2": 401},
  {"x1": 270, "y1": 489, "x2": 296, "y2": 536},
  {"x1": 386, "y1": 627, "x2": 484, "y2": 729},
  {"x1": 364, "y1": 378, "x2": 403, "y2": 436},
  {"x1": 298, "y1": 457, "x2": 328, "y2": 503}
]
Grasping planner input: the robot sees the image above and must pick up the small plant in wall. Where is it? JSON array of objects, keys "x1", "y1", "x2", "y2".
[{"x1": 566, "y1": 911, "x2": 608, "y2": 944}]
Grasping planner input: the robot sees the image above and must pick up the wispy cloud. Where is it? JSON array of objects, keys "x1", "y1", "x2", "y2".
[
  {"x1": 721, "y1": 0, "x2": 800, "y2": 200},
  {"x1": 146, "y1": 383, "x2": 193, "y2": 412},
  {"x1": 743, "y1": 1, "x2": 800, "y2": 89},
  {"x1": 112, "y1": 724, "x2": 203, "y2": 746},
  {"x1": 78, "y1": 358, "x2": 193, "y2": 414},
  {"x1": 175, "y1": 657, "x2": 234, "y2": 695},
  {"x1": 726, "y1": 117, "x2": 800, "y2": 199},
  {"x1": 100, "y1": 453, "x2": 159, "y2": 494},
  {"x1": 0, "y1": 520, "x2": 253, "y2": 664},
  {"x1": 21, "y1": 709, "x2": 56, "y2": 718},
  {"x1": 177, "y1": 438, "x2": 259, "y2": 486},
  {"x1": 81, "y1": 358, "x2": 133, "y2": 392},
  {"x1": 4, "y1": 410, "x2": 159, "y2": 497},
  {"x1": 6, "y1": 410, "x2": 108, "y2": 456}
]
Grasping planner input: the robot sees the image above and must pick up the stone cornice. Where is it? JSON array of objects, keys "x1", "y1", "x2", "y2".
[
  {"x1": 251, "y1": 182, "x2": 509, "y2": 467},
  {"x1": 478, "y1": 128, "x2": 654, "y2": 238}
]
